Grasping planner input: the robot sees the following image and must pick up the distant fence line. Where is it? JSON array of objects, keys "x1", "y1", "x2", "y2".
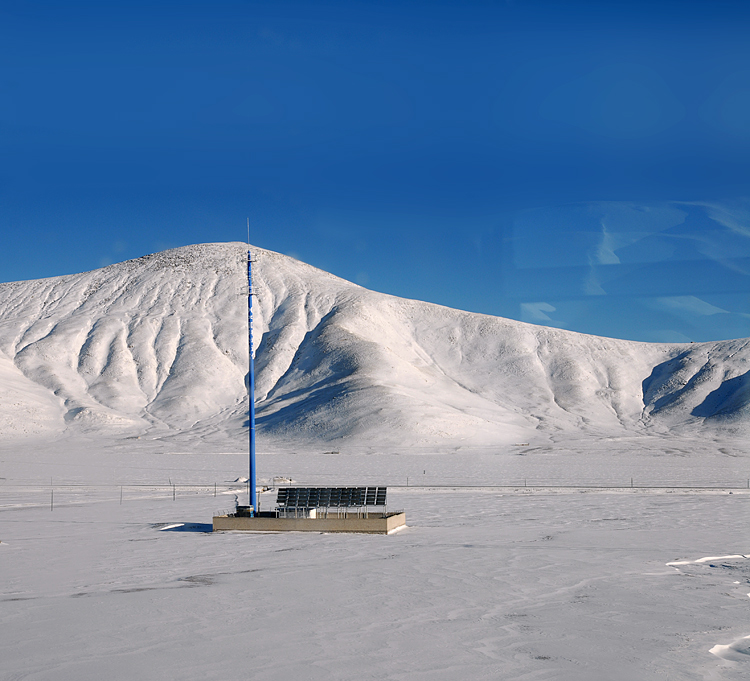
[
  {"x1": 4, "y1": 478, "x2": 750, "y2": 488},
  {"x1": 3, "y1": 479, "x2": 750, "y2": 496},
  {"x1": 3, "y1": 479, "x2": 750, "y2": 514}
]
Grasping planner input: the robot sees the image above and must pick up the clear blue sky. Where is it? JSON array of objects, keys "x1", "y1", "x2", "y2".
[{"x1": 1, "y1": 0, "x2": 749, "y2": 342}]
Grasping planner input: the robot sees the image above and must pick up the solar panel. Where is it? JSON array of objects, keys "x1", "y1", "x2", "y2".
[{"x1": 275, "y1": 486, "x2": 387, "y2": 509}]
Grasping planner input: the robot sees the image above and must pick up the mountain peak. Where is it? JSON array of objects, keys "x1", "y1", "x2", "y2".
[{"x1": 0, "y1": 242, "x2": 747, "y2": 445}]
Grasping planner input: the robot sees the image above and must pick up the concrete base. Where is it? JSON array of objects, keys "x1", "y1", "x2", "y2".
[{"x1": 212, "y1": 511, "x2": 406, "y2": 535}]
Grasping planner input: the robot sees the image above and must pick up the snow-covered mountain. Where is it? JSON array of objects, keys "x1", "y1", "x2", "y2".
[{"x1": 0, "y1": 242, "x2": 748, "y2": 445}]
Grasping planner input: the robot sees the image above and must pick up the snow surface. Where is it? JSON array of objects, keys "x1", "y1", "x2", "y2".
[
  {"x1": 3, "y1": 242, "x2": 750, "y2": 679},
  {"x1": 1, "y1": 242, "x2": 749, "y2": 448},
  {"x1": 4, "y1": 443, "x2": 750, "y2": 680}
]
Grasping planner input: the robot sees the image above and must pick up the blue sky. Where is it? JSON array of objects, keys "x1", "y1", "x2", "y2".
[{"x1": 1, "y1": 0, "x2": 750, "y2": 342}]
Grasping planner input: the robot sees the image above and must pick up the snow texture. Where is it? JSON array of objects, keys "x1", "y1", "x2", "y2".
[
  {"x1": 1, "y1": 241, "x2": 749, "y2": 447},
  {"x1": 4, "y1": 444, "x2": 750, "y2": 681}
]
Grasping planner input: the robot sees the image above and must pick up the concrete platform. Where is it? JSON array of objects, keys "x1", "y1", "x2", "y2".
[{"x1": 212, "y1": 511, "x2": 406, "y2": 534}]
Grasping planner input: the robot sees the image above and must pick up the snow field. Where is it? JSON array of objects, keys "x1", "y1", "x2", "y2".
[{"x1": 3, "y1": 444, "x2": 750, "y2": 680}]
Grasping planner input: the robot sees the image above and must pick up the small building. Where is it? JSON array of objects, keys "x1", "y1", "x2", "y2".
[{"x1": 213, "y1": 486, "x2": 406, "y2": 534}]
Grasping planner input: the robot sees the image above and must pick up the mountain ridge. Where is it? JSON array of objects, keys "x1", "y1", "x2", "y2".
[{"x1": 0, "y1": 242, "x2": 748, "y2": 445}]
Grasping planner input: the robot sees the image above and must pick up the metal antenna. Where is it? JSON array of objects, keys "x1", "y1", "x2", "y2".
[{"x1": 247, "y1": 218, "x2": 257, "y2": 514}]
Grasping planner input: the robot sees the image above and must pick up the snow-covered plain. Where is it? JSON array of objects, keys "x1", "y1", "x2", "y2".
[
  {"x1": 4, "y1": 442, "x2": 750, "y2": 681},
  {"x1": 2, "y1": 243, "x2": 750, "y2": 679}
]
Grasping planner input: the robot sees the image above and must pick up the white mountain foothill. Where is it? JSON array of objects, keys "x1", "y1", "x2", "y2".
[{"x1": 0, "y1": 241, "x2": 748, "y2": 446}]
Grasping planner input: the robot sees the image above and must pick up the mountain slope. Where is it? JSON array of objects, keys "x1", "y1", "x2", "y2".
[{"x1": 0, "y1": 242, "x2": 748, "y2": 445}]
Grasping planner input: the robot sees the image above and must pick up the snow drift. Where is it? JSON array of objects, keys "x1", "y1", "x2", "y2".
[{"x1": 0, "y1": 242, "x2": 748, "y2": 445}]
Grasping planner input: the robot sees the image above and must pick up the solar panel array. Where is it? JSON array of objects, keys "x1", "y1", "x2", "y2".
[{"x1": 276, "y1": 486, "x2": 387, "y2": 509}]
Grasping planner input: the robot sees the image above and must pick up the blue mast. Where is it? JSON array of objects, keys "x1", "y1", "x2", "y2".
[{"x1": 247, "y1": 231, "x2": 257, "y2": 514}]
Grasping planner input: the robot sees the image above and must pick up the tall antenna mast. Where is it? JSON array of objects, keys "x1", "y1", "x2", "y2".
[{"x1": 247, "y1": 218, "x2": 257, "y2": 514}]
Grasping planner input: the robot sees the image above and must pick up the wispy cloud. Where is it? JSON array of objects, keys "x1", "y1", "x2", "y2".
[
  {"x1": 593, "y1": 220, "x2": 621, "y2": 265},
  {"x1": 670, "y1": 200, "x2": 750, "y2": 275},
  {"x1": 586, "y1": 217, "x2": 628, "y2": 294},
  {"x1": 584, "y1": 261, "x2": 607, "y2": 296},
  {"x1": 695, "y1": 200, "x2": 750, "y2": 239},
  {"x1": 584, "y1": 202, "x2": 691, "y2": 296},
  {"x1": 651, "y1": 296, "x2": 728, "y2": 316},
  {"x1": 520, "y1": 302, "x2": 557, "y2": 322}
]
